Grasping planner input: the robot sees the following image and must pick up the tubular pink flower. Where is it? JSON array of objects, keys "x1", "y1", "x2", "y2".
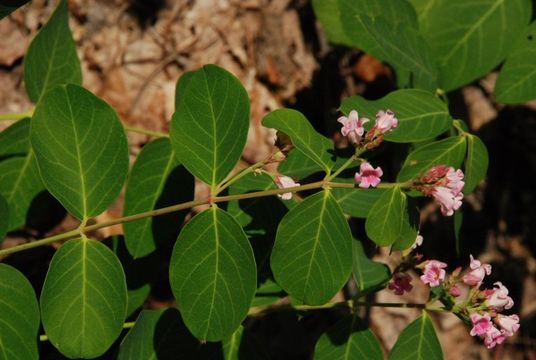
[
  {"x1": 487, "y1": 282, "x2": 514, "y2": 310},
  {"x1": 388, "y1": 272, "x2": 413, "y2": 295},
  {"x1": 337, "y1": 110, "x2": 369, "y2": 145},
  {"x1": 449, "y1": 285, "x2": 461, "y2": 297},
  {"x1": 470, "y1": 313, "x2": 493, "y2": 337},
  {"x1": 495, "y1": 314, "x2": 520, "y2": 337},
  {"x1": 463, "y1": 254, "x2": 492, "y2": 287},
  {"x1": 374, "y1": 109, "x2": 398, "y2": 133},
  {"x1": 431, "y1": 186, "x2": 463, "y2": 216},
  {"x1": 446, "y1": 167, "x2": 465, "y2": 195},
  {"x1": 483, "y1": 326, "x2": 506, "y2": 349},
  {"x1": 420, "y1": 260, "x2": 447, "y2": 287},
  {"x1": 275, "y1": 176, "x2": 299, "y2": 201},
  {"x1": 354, "y1": 162, "x2": 383, "y2": 189}
]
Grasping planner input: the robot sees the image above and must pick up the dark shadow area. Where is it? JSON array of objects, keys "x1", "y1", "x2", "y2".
[
  {"x1": 127, "y1": 0, "x2": 165, "y2": 28},
  {"x1": 26, "y1": 190, "x2": 67, "y2": 234}
]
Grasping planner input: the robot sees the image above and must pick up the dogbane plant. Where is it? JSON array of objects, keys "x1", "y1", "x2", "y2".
[{"x1": 0, "y1": 1, "x2": 518, "y2": 359}]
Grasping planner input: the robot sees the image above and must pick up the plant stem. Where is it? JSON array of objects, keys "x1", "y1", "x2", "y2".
[
  {"x1": 215, "y1": 160, "x2": 267, "y2": 194},
  {"x1": 0, "y1": 180, "x2": 412, "y2": 257},
  {"x1": 0, "y1": 110, "x2": 33, "y2": 121},
  {"x1": 123, "y1": 125, "x2": 168, "y2": 138},
  {"x1": 39, "y1": 321, "x2": 136, "y2": 342}
]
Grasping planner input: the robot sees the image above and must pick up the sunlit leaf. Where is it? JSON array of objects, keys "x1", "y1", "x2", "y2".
[
  {"x1": 388, "y1": 313, "x2": 443, "y2": 360},
  {"x1": 31, "y1": 84, "x2": 129, "y2": 220},
  {"x1": 0, "y1": 264, "x2": 40, "y2": 360},
  {"x1": 271, "y1": 190, "x2": 352, "y2": 305},
  {"x1": 24, "y1": 0, "x2": 82, "y2": 102},
  {"x1": 40, "y1": 238, "x2": 127, "y2": 358},
  {"x1": 169, "y1": 207, "x2": 256, "y2": 341}
]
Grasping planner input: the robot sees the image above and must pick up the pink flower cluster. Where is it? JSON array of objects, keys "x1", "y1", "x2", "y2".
[
  {"x1": 415, "y1": 165, "x2": 464, "y2": 216},
  {"x1": 416, "y1": 255, "x2": 519, "y2": 349}
]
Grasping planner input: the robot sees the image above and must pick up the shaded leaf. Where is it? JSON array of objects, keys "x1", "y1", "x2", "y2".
[
  {"x1": 352, "y1": 240, "x2": 390, "y2": 295},
  {"x1": 24, "y1": 0, "x2": 82, "y2": 102},
  {"x1": 454, "y1": 210, "x2": 463, "y2": 255},
  {"x1": 392, "y1": 198, "x2": 420, "y2": 251},
  {"x1": 40, "y1": 238, "x2": 127, "y2": 359},
  {"x1": 170, "y1": 65, "x2": 250, "y2": 187},
  {"x1": 340, "y1": 89, "x2": 452, "y2": 143},
  {"x1": 169, "y1": 207, "x2": 257, "y2": 341},
  {"x1": 271, "y1": 190, "x2": 353, "y2": 305},
  {"x1": 0, "y1": 0, "x2": 30, "y2": 19},
  {"x1": 0, "y1": 195, "x2": 7, "y2": 241},
  {"x1": 263, "y1": 109, "x2": 335, "y2": 173},
  {"x1": 123, "y1": 138, "x2": 194, "y2": 258},
  {"x1": 0, "y1": 118, "x2": 31, "y2": 158},
  {"x1": 365, "y1": 186, "x2": 406, "y2": 247},
  {"x1": 333, "y1": 186, "x2": 385, "y2": 218},
  {"x1": 278, "y1": 148, "x2": 326, "y2": 180},
  {"x1": 397, "y1": 136, "x2": 467, "y2": 182},
  {"x1": 31, "y1": 84, "x2": 129, "y2": 220},
  {"x1": 314, "y1": 316, "x2": 383, "y2": 360},
  {"x1": 251, "y1": 279, "x2": 285, "y2": 307},
  {"x1": 0, "y1": 263, "x2": 40, "y2": 360},
  {"x1": 418, "y1": 0, "x2": 531, "y2": 91},
  {"x1": 312, "y1": 0, "x2": 352, "y2": 46},
  {"x1": 464, "y1": 134, "x2": 488, "y2": 194},
  {"x1": 388, "y1": 313, "x2": 443, "y2": 360}
]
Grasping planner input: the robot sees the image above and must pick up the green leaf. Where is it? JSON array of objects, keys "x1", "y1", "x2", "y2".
[
  {"x1": 118, "y1": 308, "x2": 201, "y2": 360},
  {"x1": 464, "y1": 134, "x2": 488, "y2": 194},
  {"x1": 495, "y1": 22, "x2": 536, "y2": 103},
  {"x1": 331, "y1": 177, "x2": 385, "y2": 218},
  {"x1": 352, "y1": 240, "x2": 390, "y2": 295},
  {"x1": 123, "y1": 138, "x2": 194, "y2": 258},
  {"x1": 278, "y1": 148, "x2": 325, "y2": 179},
  {"x1": 365, "y1": 186, "x2": 406, "y2": 247},
  {"x1": 340, "y1": 89, "x2": 452, "y2": 143},
  {"x1": 454, "y1": 210, "x2": 463, "y2": 255},
  {"x1": 31, "y1": 84, "x2": 129, "y2": 220},
  {"x1": 338, "y1": 0, "x2": 418, "y2": 56},
  {"x1": 169, "y1": 207, "x2": 257, "y2": 341},
  {"x1": 170, "y1": 65, "x2": 250, "y2": 187},
  {"x1": 251, "y1": 279, "x2": 285, "y2": 307},
  {"x1": 314, "y1": 316, "x2": 383, "y2": 360},
  {"x1": 40, "y1": 238, "x2": 128, "y2": 359},
  {"x1": 391, "y1": 199, "x2": 420, "y2": 251},
  {"x1": 0, "y1": 264, "x2": 40, "y2": 360},
  {"x1": 0, "y1": 0, "x2": 30, "y2": 20},
  {"x1": 397, "y1": 136, "x2": 467, "y2": 182},
  {"x1": 263, "y1": 109, "x2": 335, "y2": 173},
  {"x1": 0, "y1": 152, "x2": 45, "y2": 230},
  {"x1": 312, "y1": 0, "x2": 352, "y2": 46},
  {"x1": 174, "y1": 70, "x2": 195, "y2": 109},
  {"x1": 0, "y1": 118, "x2": 31, "y2": 158},
  {"x1": 354, "y1": 15, "x2": 438, "y2": 91},
  {"x1": 271, "y1": 190, "x2": 353, "y2": 305},
  {"x1": 418, "y1": 0, "x2": 532, "y2": 91},
  {"x1": 0, "y1": 195, "x2": 7, "y2": 241},
  {"x1": 388, "y1": 313, "x2": 443, "y2": 360},
  {"x1": 24, "y1": 0, "x2": 82, "y2": 103}
]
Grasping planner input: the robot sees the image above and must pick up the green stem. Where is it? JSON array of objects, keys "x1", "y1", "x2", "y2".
[
  {"x1": 325, "y1": 147, "x2": 368, "y2": 182},
  {"x1": 0, "y1": 180, "x2": 411, "y2": 257},
  {"x1": 215, "y1": 160, "x2": 267, "y2": 194},
  {"x1": 0, "y1": 110, "x2": 33, "y2": 121},
  {"x1": 123, "y1": 125, "x2": 168, "y2": 138}
]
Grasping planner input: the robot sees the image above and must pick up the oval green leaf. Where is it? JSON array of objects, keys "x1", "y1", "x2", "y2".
[
  {"x1": 40, "y1": 238, "x2": 128, "y2": 359},
  {"x1": 340, "y1": 89, "x2": 452, "y2": 143},
  {"x1": 0, "y1": 152, "x2": 45, "y2": 231},
  {"x1": 271, "y1": 190, "x2": 353, "y2": 305},
  {"x1": 464, "y1": 134, "x2": 488, "y2": 194},
  {"x1": 388, "y1": 313, "x2": 443, "y2": 360},
  {"x1": 0, "y1": 195, "x2": 8, "y2": 241},
  {"x1": 365, "y1": 186, "x2": 406, "y2": 247},
  {"x1": 169, "y1": 207, "x2": 257, "y2": 341},
  {"x1": 0, "y1": 264, "x2": 40, "y2": 360},
  {"x1": 123, "y1": 138, "x2": 194, "y2": 258},
  {"x1": 495, "y1": 22, "x2": 536, "y2": 103},
  {"x1": 31, "y1": 84, "x2": 129, "y2": 220},
  {"x1": 391, "y1": 199, "x2": 420, "y2": 251},
  {"x1": 24, "y1": 0, "x2": 82, "y2": 103},
  {"x1": 352, "y1": 240, "x2": 390, "y2": 296},
  {"x1": 314, "y1": 316, "x2": 383, "y2": 360},
  {"x1": 0, "y1": 118, "x2": 31, "y2": 158},
  {"x1": 419, "y1": 0, "x2": 531, "y2": 91},
  {"x1": 170, "y1": 65, "x2": 250, "y2": 187},
  {"x1": 262, "y1": 109, "x2": 335, "y2": 173},
  {"x1": 397, "y1": 136, "x2": 467, "y2": 182},
  {"x1": 333, "y1": 186, "x2": 385, "y2": 218}
]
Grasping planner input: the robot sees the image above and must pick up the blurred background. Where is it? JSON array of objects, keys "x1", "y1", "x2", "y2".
[{"x1": 0, "y1": 0, "x2": 535, "y2": 358}]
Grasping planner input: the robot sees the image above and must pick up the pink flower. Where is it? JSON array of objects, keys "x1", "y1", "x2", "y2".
[
  {"x1": 495, "y1": 314, "x2": 520, "y2": 337},
  {"x1": 431, "y1": 186, "x2": 463, "y2": 216},
  {"x1": 337, "y1": 110, "x2": 369, "y2": 145},
  {"x1": 449, "y1": 285, "x2": 461, "y2": 297},
  {"x1": 483, "y1": 326, "x2": 507, "y2": 349},
  {"x1": 463, "y1": 255, "x2": 492, "y2": 287},
  {"x1": 354, "y1": 162, "x2": 383, "y2": 189},
  {"x1": 420, "y1": 260, "x2": 447, "y2": 287},
  {"x1": 487, "y1": 282, "x2": 514, "y2": 310},
  {"x1": 411, "y1": 233, "x2": 423, "y2": 250},
  {"x1": 275, "y1": 176, "x2": 299, "y2": 200},
  {"x1": 374, "y1": 109, "x2": 398, "y2": 133},
  {"x1": 446, "y1": 167, "x2": 465, "y2": 195},
  {"x1": 388, "y1": 272, "x2": 413, "y2": 295},
  {"x1": 470, "y1": 313, "x2": 493, "y2": 337}
]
